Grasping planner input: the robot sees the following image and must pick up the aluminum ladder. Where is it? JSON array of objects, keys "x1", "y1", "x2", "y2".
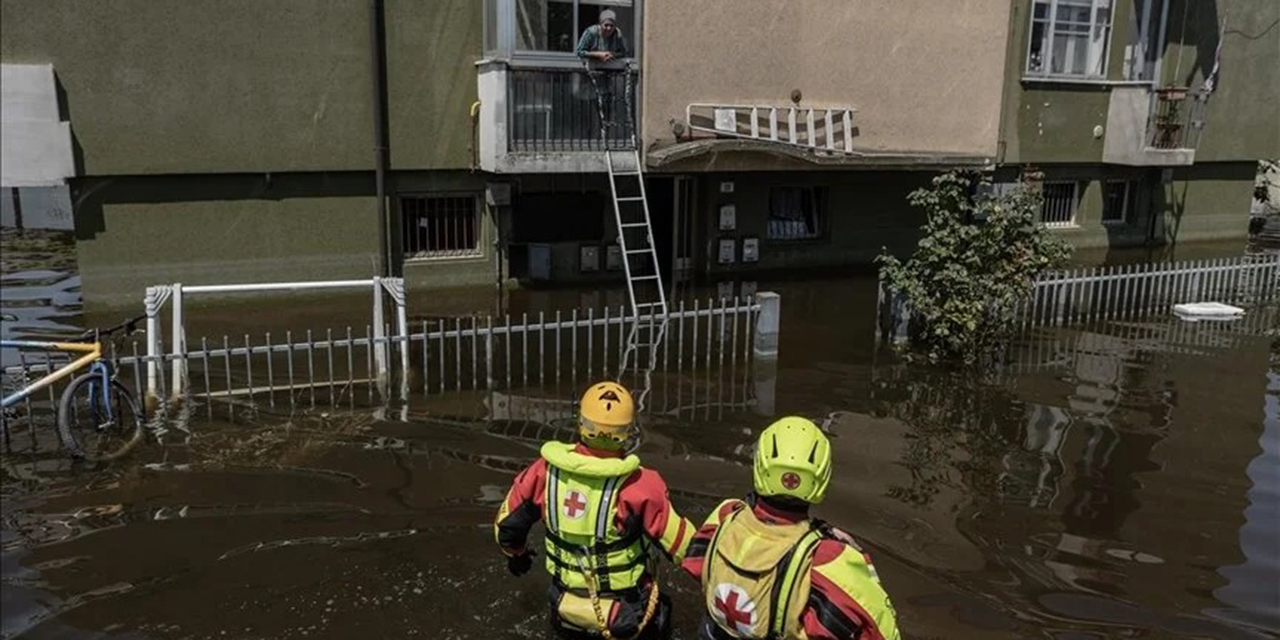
[{"x1": 605, "y1": 147, "x2": 668, "y2": 411}]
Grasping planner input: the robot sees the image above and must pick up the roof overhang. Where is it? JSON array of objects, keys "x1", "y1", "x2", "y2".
[{"x1": 646, "y1": 138, "x2": 994, "y2": 172}]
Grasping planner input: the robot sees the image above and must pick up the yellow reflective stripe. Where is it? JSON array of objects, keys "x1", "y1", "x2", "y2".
[
  {"x1": 770, "y1": 530, "x2": 822, "y2": 637},
  {"x1": 657, "y1": 509, "x2": 693, "y2": 563},
  {"x1": 815, "y1": 547, "x2": 901, "y2": 640}
]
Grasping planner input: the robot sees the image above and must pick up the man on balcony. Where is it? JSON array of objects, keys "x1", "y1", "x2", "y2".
[
  {"x1": 575, "y1": 9, "x2": 630, "y2": 63},
  {"x1": 575, "y1": 10, "x2": 633, "y2": 143}
]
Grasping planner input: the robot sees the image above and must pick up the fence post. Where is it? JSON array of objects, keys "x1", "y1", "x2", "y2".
[
  {"x1": 143, "y1": 285, "x2": 172, "y2": 407},
  {"x1": 383, "y1": 278, "x2": 410, "y2": 400},
  {"x1": 170, "y1": 283, "x2": 186, "y2": 399},
  {"x1": 372, "y1": 277, "x2": 388, "y2": 397},
  {"x1": 752, "y1": 292, "x2": 780, "y2": 416}
]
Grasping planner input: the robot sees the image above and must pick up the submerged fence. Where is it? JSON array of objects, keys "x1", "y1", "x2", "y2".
[
  {"x1": 2, "y1": 293, "x2": 778, "y2": 454},
  {"x1": 879, "y1": 254, "x2": 1280, "y2": 342}
]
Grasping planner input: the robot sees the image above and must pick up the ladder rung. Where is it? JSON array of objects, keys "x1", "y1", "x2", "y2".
[
  {"x1": 616, "y1": 196, "x2": 644, "y2": 202},
  {"x1": 613, "y1": 171, "x2": 641, "y2": 176},
  {"x1": 620, "y1": 222, "x2": 648, "y2": 228},
  {"x1": 625, "y1": 249, "x2": 654, "y2": 255},
  {"x1": 632, "y1": 275, "x2": 661, "y2": 281},
  {"x1": 635, "y1": 302, "x2": 665, "y2": 308}
]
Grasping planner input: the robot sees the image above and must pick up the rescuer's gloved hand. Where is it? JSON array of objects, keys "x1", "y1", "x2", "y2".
[{"x1": 507, "y1": 550, "x2": 535, "y2": 577}]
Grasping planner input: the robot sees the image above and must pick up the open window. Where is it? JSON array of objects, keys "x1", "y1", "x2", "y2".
[
  {"x1": 487, "y1": 0, "x2": 638, "y2": 59},
  {"x1": 767, "y1": 187, "x2": 826, "y2": 241}
]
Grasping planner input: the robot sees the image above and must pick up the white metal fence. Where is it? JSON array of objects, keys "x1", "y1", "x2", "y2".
[{"x1": 2, "y1": 293, "x2": 778, "y2": 454}]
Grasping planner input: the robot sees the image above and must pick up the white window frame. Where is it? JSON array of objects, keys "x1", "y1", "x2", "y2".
[
  {"x1": 485, "y1": 0, "x2": 641, "y2": 63},
  {"x1": 1025, "y1": 0, "x2": 1116, "y2": 81},
  {"x1": 1101, "y1": 180, "x2": 1135, "y2": 225},
  {"x1": 401, "y1": 194, "x2": 485, "y2": 262},
  {"x1": 1040, "y1": 181, "x2": 1080, "y2": 229}
]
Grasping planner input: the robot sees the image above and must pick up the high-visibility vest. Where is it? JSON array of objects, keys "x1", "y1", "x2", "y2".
[
  {"x1": 541, "y1": 442, "x2": 649, "y2": 593},
  {"x1": 702, "y1": 500, "x2": 823, "y2": 639}
]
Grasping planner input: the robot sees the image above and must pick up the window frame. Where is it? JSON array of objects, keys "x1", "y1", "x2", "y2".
[
  {"x1": 485, "y1": 0, "x2": 642, "y2": 64},
  {"x1": 1024, "y1": 0, "x2": 1117, "y2": 82},
  {"x1": 1101, "y1": 179, "x2": 1137, "y2": 225},
  {"x1": 1040, "y1": 181, "x2": 1081, "y2": 229},
  {"x1": 765, "y1": 185, "x2": 828, "y2": 243},
  {"x1": 399, "y1": 193, "x2": 485, "y2": 262}
]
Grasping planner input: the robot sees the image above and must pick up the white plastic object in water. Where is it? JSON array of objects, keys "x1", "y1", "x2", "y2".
[{"x1": 1173, "y1": 302, "x2": 1245, "y2": 322}]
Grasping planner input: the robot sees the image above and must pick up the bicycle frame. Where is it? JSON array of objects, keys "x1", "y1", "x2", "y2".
[{"x1": 0, "y1": 340, "x2": 102, "y2": 409}]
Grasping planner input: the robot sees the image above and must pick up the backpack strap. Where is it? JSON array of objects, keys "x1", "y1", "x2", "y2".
[{"x1": 767, "y1": 525, "x2": 824, "y2": 639}]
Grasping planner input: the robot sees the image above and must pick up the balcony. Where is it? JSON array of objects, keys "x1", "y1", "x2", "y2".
[
  {"x1": 477, "y1": 60, "x2": 638, "y2": 173},
  {"x1": 1103, "y1": 85, "x2": 1207, "y2": 166}
]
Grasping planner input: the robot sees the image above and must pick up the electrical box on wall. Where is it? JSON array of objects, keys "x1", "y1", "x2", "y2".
[
  {"x1": 605, "y1": 245, "x2": 622, "y2": 270},
  {"x1": 719, "y1": 204, "x2": 736, "y2": 231},
  {"x1": 580, "y1": 245, "x2": 600, "y2": 272},
  {"x1": 486, "y1": 182, "x2": 512, "y2": 206},
  {"x1": 720, "y1": 181, "x2": 735, "y2": 194},
  {"x1": 742, "y1": 237, "x2": 759, "y2": 262},
  {"x1": 718, "y1": 238, "x2": 736, "y2": 264}
]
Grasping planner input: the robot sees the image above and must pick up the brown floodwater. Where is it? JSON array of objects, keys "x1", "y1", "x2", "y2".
[{"x1": 2, "y1": 230, "x2": 1278, "y2": 639}]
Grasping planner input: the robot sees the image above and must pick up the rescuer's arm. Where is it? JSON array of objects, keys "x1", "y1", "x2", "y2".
[
  {"x1": 618, "y1": 469, "x2": 695, "y2": 563},
  {"x1": 679, "y1": 499, "x2": 744, "y2": 582},
  {"x1": 494, "y1": 458, "x2": 547, "y2": 559},
  {"x1": 800, "y1": 538, "x2": 901, "y2": 640}
]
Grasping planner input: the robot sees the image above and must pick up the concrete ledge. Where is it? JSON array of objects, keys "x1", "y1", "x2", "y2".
[{"x1": 646, "y1": 138, "x2": 992, "y2": 170}]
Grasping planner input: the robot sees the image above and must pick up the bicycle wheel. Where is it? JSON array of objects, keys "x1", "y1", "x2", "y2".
[{"x1": 57, "y1": 373, "x2": 144, "y2": 461}]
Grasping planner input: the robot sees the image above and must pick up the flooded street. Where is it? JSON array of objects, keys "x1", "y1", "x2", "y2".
[{"x1": 2, "y1": 231, "x2": 1278, "y2": 639}]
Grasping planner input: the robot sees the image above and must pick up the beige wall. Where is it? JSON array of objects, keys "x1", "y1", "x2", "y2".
[{"x1": 642, "y1": 0, "x2": 1012, "y2": 160}]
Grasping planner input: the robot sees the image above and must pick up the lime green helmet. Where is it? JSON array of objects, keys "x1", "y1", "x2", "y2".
[{"x1": 752, "y1": 417, "x2": 832, "y2": 504}]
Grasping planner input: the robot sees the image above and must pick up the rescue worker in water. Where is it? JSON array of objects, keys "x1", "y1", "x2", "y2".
[
  {"x1": 495, "y1": 381, "x2": 695, "y2": 640},
  {"x1": 682, "y1": 417, "x2": 901, "y2": 640}
]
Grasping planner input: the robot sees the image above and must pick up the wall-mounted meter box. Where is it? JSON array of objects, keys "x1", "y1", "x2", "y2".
[
  {"x1": 605, "y1": 245, "x2": 622, "y2": 270},
  {"x1": 720, "y1": 181, "x2": 735, "y2": 194},
  {"x1": 580, "y1": 245, "x2": 600, "y2": 272},
  {"x1": 742, "y1": 237, "x2": 759, "y2": 262},
  {"x1": 718, "y1": 238, "x2": 736, "y2": 264},
  {"x1": 719, "y1": 204, "x2": 736, "y2": 231}
]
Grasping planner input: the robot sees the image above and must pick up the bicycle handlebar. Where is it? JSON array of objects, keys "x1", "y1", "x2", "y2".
[{"x1": 73, "y1": 315, "x2": 146, "y2": 342}]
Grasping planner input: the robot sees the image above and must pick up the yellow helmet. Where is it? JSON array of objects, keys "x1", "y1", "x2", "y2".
[
  {"x1": 753, "y1": 417, "x2": 832, "y2": 504},
  {"x1": 579, "y1": 381, "x2": 635, "y2": 445}
]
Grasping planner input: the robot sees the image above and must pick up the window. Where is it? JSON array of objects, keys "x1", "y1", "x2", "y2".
[
  {"x1": 401, "y1": 195, "x2": 482, "y2": 259},
  {"x1": 767, "y1": 187, "x2": 825, "y2": 240},
  {"x1": 1040, "y1": 182, "x2": 1080, "y2": 228},
  {"x1": 1027, "y1": 0, "x2": 1114, "y2": 79},
  {"x1": 495, "y1": 0, "x2": 636, "y2": 56},
  {"x1": 1122, "y1": 0, "x2": 1165, "y2": 81},
  {"x1": 1102, "y1": 180, "x2": 1138, "y2": 224}
]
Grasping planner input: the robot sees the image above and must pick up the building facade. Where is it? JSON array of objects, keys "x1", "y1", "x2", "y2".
[{"x1": 1, "y1": 0, "x2": 1275, "y2": 307}]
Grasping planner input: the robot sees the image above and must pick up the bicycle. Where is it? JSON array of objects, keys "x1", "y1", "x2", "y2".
[{"x1": 1, "y1": 316, "x2": 146, "y2": 461}]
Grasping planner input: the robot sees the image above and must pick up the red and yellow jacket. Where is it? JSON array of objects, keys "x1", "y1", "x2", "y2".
[
  {"x1": 495, "y1": 442, "x2": 694, "y2": 567},
  {"x1": 682, "y1": 497, "x2": 901, "y2": 640}
]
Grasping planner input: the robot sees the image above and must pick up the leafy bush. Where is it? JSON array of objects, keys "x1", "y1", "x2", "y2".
[{"x1": 877, "y1": 171, "x2": 1071, "y2": 364}]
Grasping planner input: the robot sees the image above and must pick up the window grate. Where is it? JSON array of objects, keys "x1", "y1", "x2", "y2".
[
  {"x1": 1040, "y1": 182, "x2": 1079, "y2": 228},
  {"x1": 401, "y1": 195, "x2": 482, "y2": 260},
  {"x1": 767, "y1": 187, "x2": 825, "y2": 241}
]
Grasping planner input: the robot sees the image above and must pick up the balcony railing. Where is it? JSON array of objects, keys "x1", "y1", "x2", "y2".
[
  {"x1": 1146, "y1": 87, "x2": 1208, "y2": 151},
  {"x1": 507, "y1": 66, "x2": 637, "y2": 153}
]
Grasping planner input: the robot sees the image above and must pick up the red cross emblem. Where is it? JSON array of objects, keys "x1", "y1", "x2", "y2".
[
  {"x1": 781, "y1": 472, "x2": 802, "y2": 490},
  {"x1": 562, "y1": 490, "x2": 588, "y2": 519},
  {"x1": 711, "y1": 583, "x2": 757, "y2": 636}
]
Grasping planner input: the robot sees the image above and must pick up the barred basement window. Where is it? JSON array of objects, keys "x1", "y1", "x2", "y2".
[
  {"x1": 1040, "y1": 182, "x2": 1080, "y2": 228},
  {"x1": 767, "y1": 187, "x2": 825, "y2": 240},
  {"x1": 1102, "y1": 180, "x2": 1137, "y2": 224},
  {"x1": 401, "y1": 195, "x2": 482, "y2": 259}
]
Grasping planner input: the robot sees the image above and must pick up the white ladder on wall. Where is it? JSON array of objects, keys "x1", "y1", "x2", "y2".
[{"x1": 605, "y1": 147, "x2": 668, "y2": 411}]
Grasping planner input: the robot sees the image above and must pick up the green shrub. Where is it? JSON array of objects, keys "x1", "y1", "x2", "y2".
[{"x1": 877, "y1": 171, "x2": 1072, "y2": 364}]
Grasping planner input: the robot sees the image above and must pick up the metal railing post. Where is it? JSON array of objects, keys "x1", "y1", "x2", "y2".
[
  {"x1": 170, "y1": 282, "x2": 186, "y2": 399},
  {"x1": 382, "y1": 277, "x2": 410, "y2": 400},
  {"x1": 752, "y1": 292, "x2": 780, "y2": 416},
  {"x1": 372, "y1": 276, "x2": 388, "y2": 397},
  {"x1": 143, "y1": 285, "x2": 172, "y2": 406}
]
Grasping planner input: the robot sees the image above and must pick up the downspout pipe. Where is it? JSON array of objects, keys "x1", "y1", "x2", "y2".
[{"x1": 370, "y1": 0, "x2": 392, "y2": 277}]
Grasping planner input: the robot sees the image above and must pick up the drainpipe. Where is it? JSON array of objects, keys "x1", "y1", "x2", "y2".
[{"x1": 370, "y1": 0, "x2": 392, "y2": 277}]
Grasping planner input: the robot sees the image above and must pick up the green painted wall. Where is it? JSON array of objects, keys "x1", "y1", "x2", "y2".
[
  {"x1": 72, "y1": 174, "x2": 379, "y2": 307},
  {"x1": 700, "y1": 172, "x2": 930, "y2": 274},
  {"x1": 0, "y1": 0, "x2": 482, "y2": 176},
  {"x1": 385, "y1": 0, "x2": 481, "y2": 170},
  {"x1": 1, "y1": 0, "x2": 374, "y2": 174},
  {"x1": 1155, "y1": 163, "x2": 1258, "y2": 243},
  {"x1": 999, "y1": 0, "x2": 1279, "y2": 165},
  {"x1": 1158, "y1": 0, "x2": 1280, "y2": 161}
]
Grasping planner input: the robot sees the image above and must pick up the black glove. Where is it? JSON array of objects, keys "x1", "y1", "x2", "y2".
[{"x1": 507, "y1": 551, "x2": 535, "y2": 577}]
